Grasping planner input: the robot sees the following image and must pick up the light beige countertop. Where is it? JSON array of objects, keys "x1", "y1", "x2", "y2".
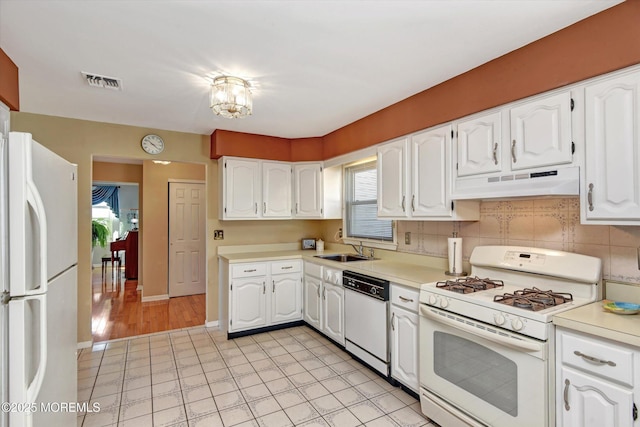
[
  {"x1": 553, "y1": 302, "x2": 640, "y2": 347},
  {"x1": 218, "y1": 248, "x2": 451, "y2": 290}
]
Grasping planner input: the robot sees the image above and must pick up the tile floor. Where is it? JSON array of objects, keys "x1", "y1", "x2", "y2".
[{"x1": 77, "y1": 325, "x2": 436, "y2": 427}]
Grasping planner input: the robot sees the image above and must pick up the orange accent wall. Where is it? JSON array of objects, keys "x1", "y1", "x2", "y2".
[
  {"x1": 210, "y1": 1, "x2": 640, "y2": 161},
  {"x1": 290, "y1": 137, "x2": 323, "y2": 161},
  {"x1": 0, "y1": 48, "x2": 19, "y2": 110},
  {"x1": 211, "y1": 130, "x2": 291, "y2": 160}
]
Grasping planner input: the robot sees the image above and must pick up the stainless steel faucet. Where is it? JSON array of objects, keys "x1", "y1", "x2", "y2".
[{"x1": 350, "y1": 241, "x2": 364, "y2": 256}]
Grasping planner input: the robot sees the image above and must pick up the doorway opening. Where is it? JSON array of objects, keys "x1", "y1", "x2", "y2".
[{"x1": 91, "y1": 158, "x2": 207, "y2": 343}]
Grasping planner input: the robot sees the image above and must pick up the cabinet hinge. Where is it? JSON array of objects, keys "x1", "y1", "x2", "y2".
[
  {"x1": 320, "y1": 166, "x2": 323, "y2": 172},
  {"x1": 230, "y1": 319, "x2": 233, "y2": 326},
  {"x1": 451, "y1": 201, "x2": 454, "y2": 211},
  {"x1": 321, "y1": 208, "x2": 323, "y2": 214},
  {"x1": 224, "y1": 161, "x2": 227, "y2": 168},
  {"x1": 230, "y1": 283, "x2": 233, "y2": 291},
  {"x1": 224, "y1": 207, "x2": 227, "y2": 213},
  {"x1": 456, "y1": 162, "x2": 458, "y2": 171},
  {"x1": 633, "y1": 403, "x2": 637, "y2": 421},
  {"x1": 570, "y1": 98, "x2": 575, "y2": 111},
  {"x1": 451, "y1": 130, "x2": 454, "y2": 139},
  {"x1": 571, "y1": 141, "x2": 575, "y2": 155}
]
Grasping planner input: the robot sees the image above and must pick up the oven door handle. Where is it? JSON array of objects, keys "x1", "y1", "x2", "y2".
[{"x1": 420, "y1": 306, "x2": 544, "y2": 353}]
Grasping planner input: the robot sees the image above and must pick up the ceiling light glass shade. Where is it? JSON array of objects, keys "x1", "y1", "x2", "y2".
[{"x1": 210, "y1": 76, "x2": 252, "y2": 119}]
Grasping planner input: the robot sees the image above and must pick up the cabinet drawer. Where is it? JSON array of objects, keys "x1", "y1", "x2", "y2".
[
  {"x1": 391, "y1": 284, "x2": 420, "y2": 312},
  {"x1": 304, "y1": 261, "x2": 322, "y2": 279},
  {"x1": 231, "y1": 263, "x2": 267, "y2": 278},
  {"x1": 272, "y1": 260, "x2": 302, "y2": 274},
  {"x1": 559, "y1": 329, "x2": 634, "y2": 387}
]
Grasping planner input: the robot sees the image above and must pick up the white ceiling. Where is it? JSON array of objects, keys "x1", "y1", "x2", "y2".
[{"x1": 0, "y1": 0, "x2": 622, "y2": 139}]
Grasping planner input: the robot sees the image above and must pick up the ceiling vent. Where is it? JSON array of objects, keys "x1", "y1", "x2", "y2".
[{"x1": 81, "y1": 72, "x2": 122, "y2": 90}]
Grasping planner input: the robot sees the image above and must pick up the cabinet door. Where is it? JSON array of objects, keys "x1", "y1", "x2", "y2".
[
  {"x1": 294, "y1": 163, "x2": 323, "y2": 218},
  {"x1": 230, "y1": 276, "x2": 267, "y2": 331},
  {"x1": 510, "y1": 92, "x2": 573, "y2": 170},
  {"x1": 377, "y1": 138, "x2": 408, "y2": 218},
  {"x1": 456, "y1": 111, "x2": 502, "y2": 177},
  {"x1": 223, "y1": 158, "x2": 260, "y2": 218},
  {"x1": 560, "y1": 367, "x2": 633, "y2": 427},
  {"x1": 585, "y1": 72, "x2": 640, "y2": 221},
  {"x1": 271, "y1": 273, "x2": 302, "y2": 324},
  {"x1": 390, "y1": 306, "x2": 419, "y2": 392},
  {"x1": 263, "y1": 161, "x2": 292, "y2": 218},
  {"x1": 303, "y1": 275, "x2": 322, "y2": 330},
  {"x1": 322, "y1": 282, "x2": 345, "y2": 346},
  {"x1": 411, "y1": 125, "x2": 452, "y2": 217}
]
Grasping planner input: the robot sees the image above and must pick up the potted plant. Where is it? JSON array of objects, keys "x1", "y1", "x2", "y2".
[{"x1": 92, "y1": 218, "x2": 109, "y2": 248}]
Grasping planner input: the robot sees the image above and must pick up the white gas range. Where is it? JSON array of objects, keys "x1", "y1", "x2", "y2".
[{"x1": 418, "y1": 246, "x2": 602, "y2": 427}]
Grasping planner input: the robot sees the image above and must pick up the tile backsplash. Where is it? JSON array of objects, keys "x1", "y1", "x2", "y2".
[{"x1": 397, "y1": 197, "x2": 640, "y2": 283}]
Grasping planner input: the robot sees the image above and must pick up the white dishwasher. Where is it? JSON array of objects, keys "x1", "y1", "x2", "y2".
[{"x1": 343, "y1": 270, "x2": 390, "y2": 377}]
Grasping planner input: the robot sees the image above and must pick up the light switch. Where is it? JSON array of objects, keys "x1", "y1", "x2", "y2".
[{"x1": 405, "y1": 232, "x2": 411, "y2": 244}]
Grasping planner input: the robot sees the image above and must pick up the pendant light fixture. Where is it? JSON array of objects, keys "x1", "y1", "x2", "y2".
[{"x1": 210, "y1": 75, "x2": 253, "y2": 119}]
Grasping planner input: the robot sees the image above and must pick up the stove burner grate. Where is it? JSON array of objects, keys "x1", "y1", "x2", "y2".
[
  {"x1": 436, "y1": 276, "x2": 504, "y2": 294},
  {"x1": 494, "y1": 287, "x2": 573, "y2": 311}
]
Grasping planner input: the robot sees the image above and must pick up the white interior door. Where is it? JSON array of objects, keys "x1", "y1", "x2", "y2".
[{"x1": 169, "y1": 182, "x2": 206, "y2": 297}]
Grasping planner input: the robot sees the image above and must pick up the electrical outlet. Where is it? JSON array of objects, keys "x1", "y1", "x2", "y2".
[
  {"x1": 405, "y1": 232, "x2": 411, "y2": 244},
  {"x1": 214, "y1": 230, "x2": 224, "y2": 240},
  {"x1": 338, "y1": 228, "x2": 343, "y2": 238}
]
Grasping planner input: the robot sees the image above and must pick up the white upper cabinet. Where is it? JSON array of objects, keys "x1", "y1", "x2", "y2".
[
  {"x1": 262, "y1": 161, "x2": 292, "y2": 218},
  {"x1": 583, "y1": 70, "x2": 640, "y2": 224},
  {"x1": 510, "y1": 91, "x2": 573, "y2": 170},
  {"x1": 377, "y1": 137, "x2": 408, "y2": 217},
  {"x1": 293, "y1": 163, "x2": 323, "y2": 218},
  {"x1": 222, "y1": 158, "x2": 261, "y2": 219},
  {"x1": 456, "y1": 111, "x2": 502, "y2": 177},
  {"x1": 378, "y1": 128, "x2": 479, "y2": 220}
]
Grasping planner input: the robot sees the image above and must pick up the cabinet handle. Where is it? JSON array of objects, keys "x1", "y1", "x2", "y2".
[
  {"x1": 243, "y1": 269, "x2": 257, "y2": 273},
  {"x1": 323, "y1": 288, "x2": 326, "y2": 300},
  {"x1": 391, "y1": 312, "x2": 395, "y2": 331},
  {"x1": 263, "y1": 202, "x2": 266, "y2": 214},
  {"x1": 255, "y1": 202, "x2": 258, "y2": 214},
  {"x1": 272, "y1": 280, "x2": 275, "y2": 293},
  {"x1": 588, "y1": 183, "x2": 594, "y2": 212},
  {"x1": 573, "y1": 350, "x2": 616, "y2": 367},
  {"x1": 317, "y1": 285, "x2": 320, "y2": 298},
  {"x1": 563, "y1": 379, "x2": 570, "y2": 411},
  {"x1": 399, "y1": 296, "x2": 414, "y2": 303},
  {"x1": 401, "y1": 196, "x2": 406, "y2": 213},
  {"x1": 511, "y1": 140, "x2": 517, "y2": 163},
  {"x1": 492, "y1": 142, "x2": 498, "y2": 165},
  {"x1": 263, "y1": 282, "x2": 265, "y2": 294},
  {"x1": 411, "y1": 195, "x2": 415, "y2": 212},
  {"x1": 281, "y1": 266, "x2": 293, "y2": 270},
  {"x1": 296, "y1": 203, "x2": 299, "y2": 214}
]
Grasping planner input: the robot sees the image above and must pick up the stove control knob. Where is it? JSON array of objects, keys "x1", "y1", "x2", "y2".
[
  {"x1": 428, "y1": 294, "x2": 438, "y2": 305},
  {"x1": 511, "y1": 318, "x2": 524, "y2": 331},
  {"x1": 439, "y1": 298, "x2": 449, "y2": 308},
  {"x1": 494, "y1": 313, "x2": 506, "y2": 326},
  {"x1": 371, "y1": 288, "x2": 378, "y2": 296}
]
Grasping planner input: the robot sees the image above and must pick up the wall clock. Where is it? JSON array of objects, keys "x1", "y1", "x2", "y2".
[{"x1": 141, "y1": 134, "x2": 164, "y2": 155}]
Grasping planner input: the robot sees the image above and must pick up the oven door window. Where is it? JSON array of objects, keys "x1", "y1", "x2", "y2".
[{"x1": 434, "y1": 331, "x2": 517, "y2": 416}]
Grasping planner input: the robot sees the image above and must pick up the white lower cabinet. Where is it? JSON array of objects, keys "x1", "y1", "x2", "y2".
[
  {"x1": 303, "y1": 261, "x2": 345, "y2": 346},
  {"x1": 556, "y1": 327, "x2": 639, "y2": 427},
  {"x1": 227, "y1": 259, "x2": 302, "y2": 333},
  {"x1": 390, "y1": 284, "x2": 420, "y2": 393}
]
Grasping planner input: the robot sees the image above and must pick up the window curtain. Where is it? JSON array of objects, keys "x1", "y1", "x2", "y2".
[{"x1": 92, "y1": 185, "x2": 120, "y2": 218}]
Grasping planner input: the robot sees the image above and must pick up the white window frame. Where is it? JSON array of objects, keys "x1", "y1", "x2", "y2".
[{"x1": 342, "y1": 158, "x2": 397, "y2": 251}]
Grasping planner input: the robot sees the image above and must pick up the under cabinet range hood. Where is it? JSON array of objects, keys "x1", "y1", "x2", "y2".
[{"x1": 451, "y1": 166, "x2": 580, "y2": 200}]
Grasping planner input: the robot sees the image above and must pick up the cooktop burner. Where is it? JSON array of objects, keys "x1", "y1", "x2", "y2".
[
  {"x1": 494, "y1": 287, "x2": 574, "y2": 311},
  {"x1": 436, "y1": 276, "x2": 504, "y2": 294}
]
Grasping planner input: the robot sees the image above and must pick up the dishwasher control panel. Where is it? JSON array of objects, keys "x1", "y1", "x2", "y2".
[{"x1": 343, "y1": 270, "x2": 389, "y2": 301}]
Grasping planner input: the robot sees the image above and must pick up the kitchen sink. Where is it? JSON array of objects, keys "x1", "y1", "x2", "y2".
[{"x1": 314, "y1": 253, "x2": 374, "y2": 262}]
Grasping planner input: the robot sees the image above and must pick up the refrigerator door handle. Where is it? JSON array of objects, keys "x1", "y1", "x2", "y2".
[
  {"x1": 25, "y1": 180, "x2": 48, "y2": 296},
  {"x1": 9, "y1": 295, "x2": 48, "y2": 416}
]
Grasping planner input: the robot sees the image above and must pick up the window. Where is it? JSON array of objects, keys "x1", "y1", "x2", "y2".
[{"x1": 344, "y1": 160, "x2": 393, "y2": 242}]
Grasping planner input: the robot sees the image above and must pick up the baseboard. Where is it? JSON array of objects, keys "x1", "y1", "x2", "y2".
[
  {"x1": 141, "y1": 294, "x2": 169, "y2": 302},
  {"x1": 77, "y1": 340, "x2": 93, "y2": 350},
  {"x1": 205, "y1": 320, "x2": 220, "y2": 328}
]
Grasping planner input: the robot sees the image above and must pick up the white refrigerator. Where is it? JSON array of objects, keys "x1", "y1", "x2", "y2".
[{"x1": 0, "y1": 110, "x2": 78, "y2": 426}]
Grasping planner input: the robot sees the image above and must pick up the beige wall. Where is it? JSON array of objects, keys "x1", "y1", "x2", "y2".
[
  {"x1": 323, "y1": 198, "x2": 640, "y2": 284},
  {"x1": 10, "y1": 112, "x2": 323, "y2": 344}
]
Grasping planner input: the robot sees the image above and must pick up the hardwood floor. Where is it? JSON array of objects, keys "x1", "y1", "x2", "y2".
[{"x1": 91, "y1": 265, "x2": 206, "y2": 343}]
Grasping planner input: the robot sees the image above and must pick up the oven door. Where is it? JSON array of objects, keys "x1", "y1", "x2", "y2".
[{"x1": 419, "y1": 305, "x2": 549, "y2": 427}]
